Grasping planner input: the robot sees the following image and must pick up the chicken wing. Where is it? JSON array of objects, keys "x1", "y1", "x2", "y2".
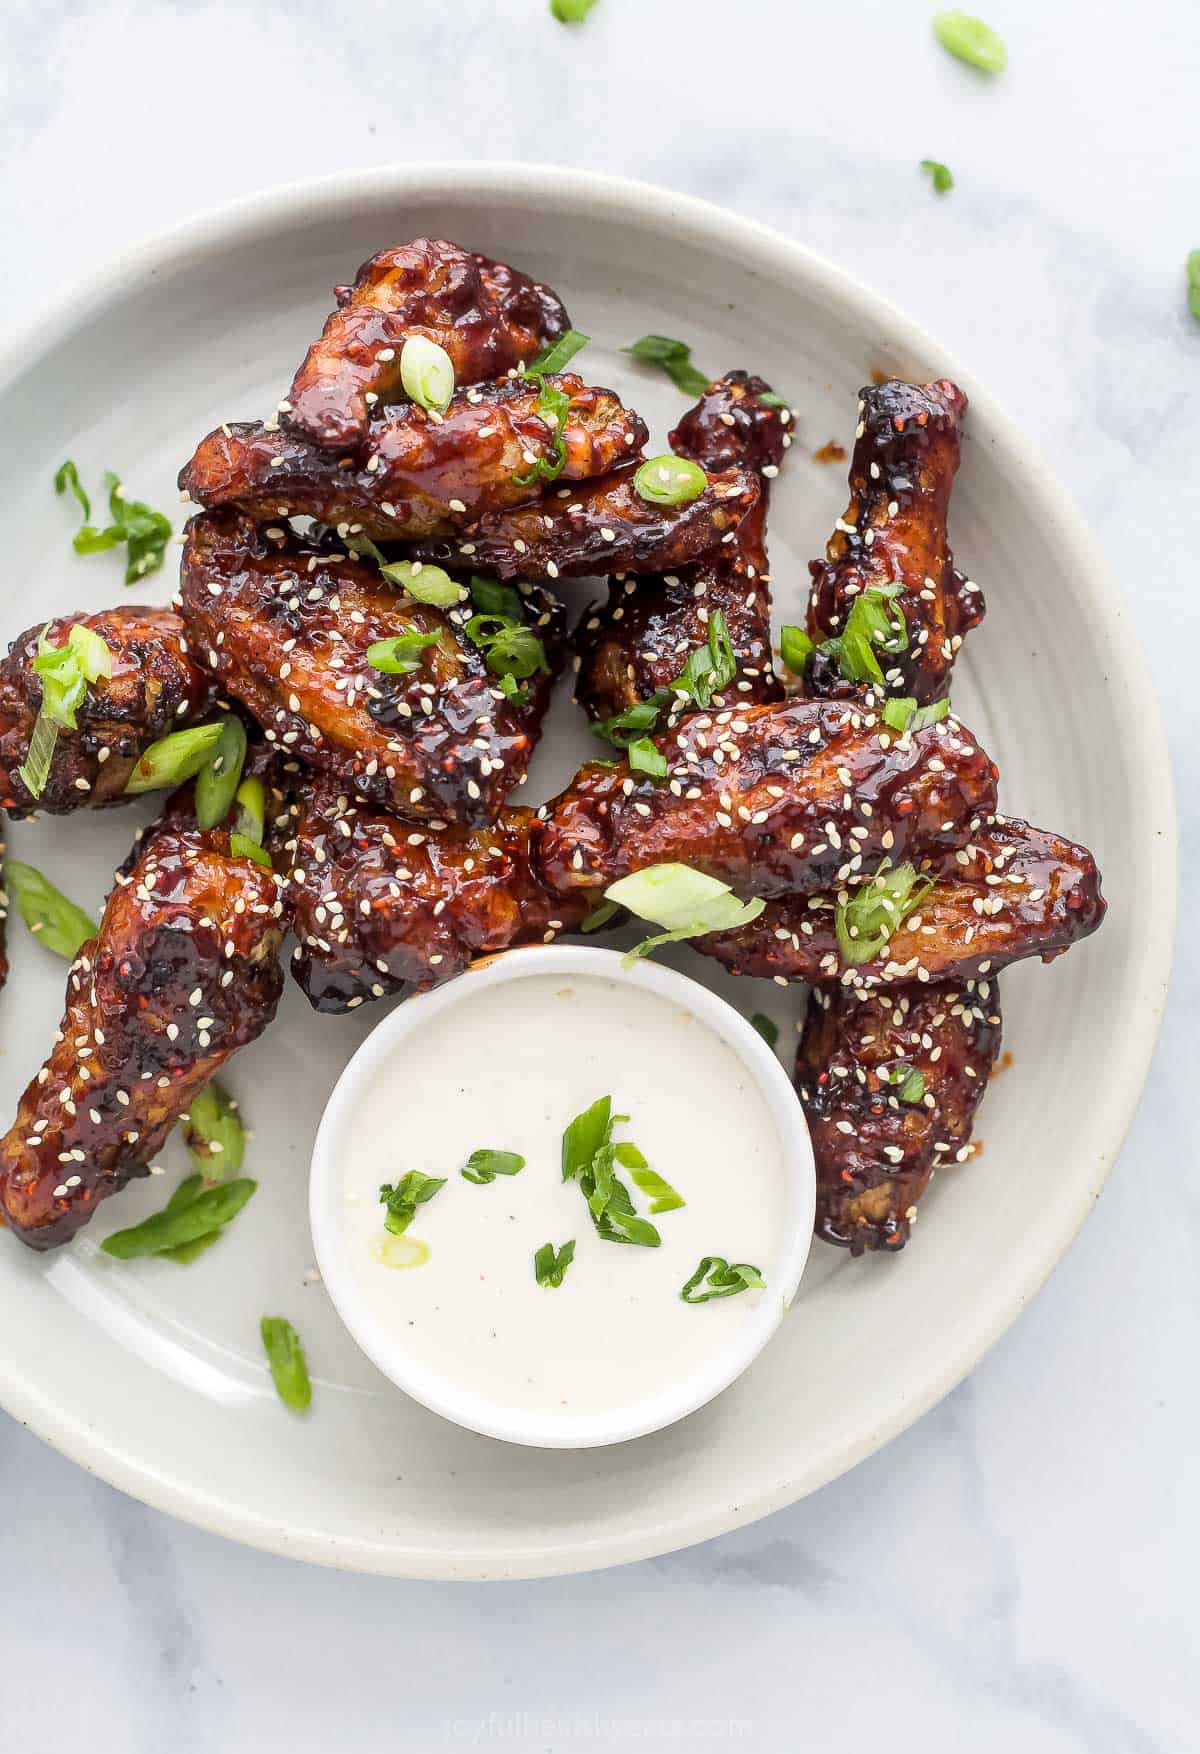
[
  {"x1": 573, "y1": 373, "x2": 788, "y2": 723},
  {"x1": 696, "y1": 817, "x2": 1105, "y2": 988},
  {"x1": 535, "y1": 700, "x2": 998, "y2": 901},
  {"x1": 285, "y1": 238, "x2": 570, "y2": 451},
  {"x1": 0, "y1": 786, "x2": 288, "y2": 1250},
  {"x1": 0, "y1": 607, "x2": 217, "y2": 818},
  {"x1": 287, "y1": 785, "x2": 588, "y2": 1012},
  {"x1": 414, "y1": 464, "x2": 761, "y2": 582},
  {"x1": 803, "y1": 379, "x2": 984, "y2": 704},
  {"x1": 797, "y1": 980, "x2": 1002, "y2": 1253},
  {"x1": 180, "y1": 510, "x2": 564, "y2": 827},
  {"x1": 180, "y1": 374, "x2": 645, "y2": 543}
]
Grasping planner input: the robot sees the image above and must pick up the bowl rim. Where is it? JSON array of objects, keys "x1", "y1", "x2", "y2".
[
  {"x1": 0, "y1": 161, "x2": 1177, "y2": 1578},
  {"x1": 309, "y1": 944, "x2": 816, "y2": 1450}
]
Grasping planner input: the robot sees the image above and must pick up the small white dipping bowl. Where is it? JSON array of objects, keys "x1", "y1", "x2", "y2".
[{"x1": 310, "y1": 946, "x2": 815, "y2": 1449}]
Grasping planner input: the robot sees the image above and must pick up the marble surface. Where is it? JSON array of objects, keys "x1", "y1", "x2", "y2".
[{"x1": 1, "y1": 1, "x2": 1197, "y2": 1748}]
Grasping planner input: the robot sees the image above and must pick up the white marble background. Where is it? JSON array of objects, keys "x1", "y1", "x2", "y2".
[{"x1": 1, "y1": 1, "x2": 1197, "y2": 1749}]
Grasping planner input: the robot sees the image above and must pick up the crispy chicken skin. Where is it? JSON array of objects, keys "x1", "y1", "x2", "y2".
[
  {"x1": 285, "y1": 238, "x2": 570, "y2": 451},
  {"x1": 180, "y1": 375, "x2": 646, "y2": 544},
  {"x1": 797, "y1": 980, "x2": 1002, "y2": 1253},
  {"x1": 535, "y1": 700, "x2": 998, "y2": 901},
  {"x1": 0, "y1": 787, "x2": 288, "y2": 1250},
  {"x1": 697, "y1": 817, "x2": 1106, "y2": 988},
  {"x1": 415, "y1": 464, "x2": 761, "y2": 582},
  {"x1": 287, "y1": 786, "x2": 588, "y2": 1012},
  {"x1": 574, "y1": 374, "x2": 787, "y2": 721},
  {"x1": 804, "y1": 380, "x2": 984, "y2": 704},
  {"x1": 180, "y1": 510, "x2": 563, "y2": 828},
  {"x1": 0, "y1": 608, "x2": 217, "y2": 818}
]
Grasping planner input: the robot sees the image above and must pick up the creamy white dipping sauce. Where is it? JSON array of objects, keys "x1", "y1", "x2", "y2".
[{"x1": 334, "y1": 971, "x2": 792, "y2": 1439}]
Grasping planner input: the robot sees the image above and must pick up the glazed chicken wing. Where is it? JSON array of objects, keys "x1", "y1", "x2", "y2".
[
  {"x1": 287, "y1": 786, "x2": 588, "y2": 1012},
  {"x1": 0, "y1": 787, "x2": 288, "y2": 1249},
  {"x1": 0, "y1": 607, "x2": 217, "y2": 817},
  {"x1": 574, "y1": 373, "x2": 788, "y2": 723},
  {"x1": 797, "y1": 980, "x2": 1002, "y2": 1253},
  {"x1": 415, "y1": 463, "x2": 761, "y2": 582},
  {"x1": 696, "y1": 817, "x2": 1105, "y2": 989},
  {"x1": 803, "y1": 379, "x2": 984, "y2": 704},
  {"x1": 180, "y1": 510, "x2": 563, "y2": 827},
  {"x1": 535, "y1": 700, "x2": 998, "y2": 901},
  {"x1": 180, "y1": 375, "x2": 645, "y2": 543},
  {"x1": 285, "y1": 238, "x2": 570, "y2": 451}
]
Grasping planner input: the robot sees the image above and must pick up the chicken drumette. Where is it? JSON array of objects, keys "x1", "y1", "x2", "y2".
[
  {"x1": 284, "y1": 238, "x2": 571, "y2": 451},
  {"x1": 797, "y1": 979, "x2": 1003, "y2": 1253},
  {"x1": 180, "y1": 509, "x2": 564, "y2": 827},
  {"x1": 0, "y1": 786, "x2": 288, "y2": 1249},
  {"x1": 180, "y1": 374, "x2": 646, "y2": 543},
  {"x1": 573, "y1": 372, "x2": 788, "y2": 724},
  {"x1": 0, "y1": 607, "x2": 216, "y2": 817},
  {"x1": 802, "y1": 379, "x2": 984, "y2": 704}
]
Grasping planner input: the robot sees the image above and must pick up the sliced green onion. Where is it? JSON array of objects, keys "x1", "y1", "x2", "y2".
[
  {"x1": 260, "y1": 1316, "x2": 312, "y2": 1412},
  {"x1": 621, "y1": 1152, "x2": 686, "y2": 1214},
  {"x1": 780, "y1": 625, "x2": 814, "y2": 676},
  {"x1": 604, "y1": 863, "x2": 765, "y2": 965},
  {"x1": 54, "y1": 459, "x2": 90, "y2": 521},
  {"x1": 528, "y1": 328, "x2": 590, "y2": 372},
  {"x1": 124, "y1": 722, "x2": 224, "y2": 795},
  {"x1": 1187, "y1": 251, "x2": 1200, "y2": 322},
  {"x1": 750, "y1": 1013, "x2": 779, "y2": 1050},
  {"x1": 627, "y1": 736, "x2": 667, "y2": 779},
  {"x1": 400, "y1": 334, "x2": 455, "y2": 415},
  {"x1": 378, "y1": 560, "x2": 465, "y2": 607},
  {"x1": 670, "y1": 610, "x2": 736, "y2": 709},
  {"x1": 920, "y1": 159, "x2": 955, "y2": 193},
  {"x1": 591, "y1": 692, "x2": 668, "y2": 749},
  {"x1": 100, "y1": 1177, "x2": 257, "y2": 1259},
  {"x1": 194, "y1": 715, "x2": 247, "y2": 830},
  {"x1": 533, "y1": 1239, "x2": 576, "y2": 1286},
  {"x1": 4, "y1": 860, "x2": 97, "y2": 959},
  {"x1": 496, "y1": 673, "x2": 529, "y2": 705},
  {"x1": 680, "y1": 1256, "x2": 765, "y2": 1303},
  {"x1": 229, "y1": 834, "x2": 271, "y2": 867},
  {"x1": 184, "y1": 1081, "x2": 244, "y2": 1176},
  {"x1": 581, "y1": 898, "x2": 619, "y2": 933},
  {"x1": 884, "y1": 1065, "x2": 927, "y2": 1104},
  {"x1": 633, "y1": 454, "x2": 707, "y2": 507},
  {"x1": 562, "y1": 1094, "x2": 613, "y2": 1182},
  {"x1": 820, "y1": 582, "x2": 908, "y2": 688},
  {"x1": 932, "y1": 10, "x2": 1006, "y2": 72},
  {"x1": 233, "y1": 775, "x2": 266, "y2": 846},
  {"x1": 461, "y1": 1148, "x2": 526, "y2": 1185},
  {"x1": 881, "y1": 695, "x2": 950, "y2": 734},
  {"x1": 18, "y1": 624, "x2": 114, "y2": 799},
  {"x1": 366, "y1": 631, "x2": 440, "y2": 675},
  {"x1": 159, "y1": 1173, "x2": 224, "y2": 1263},
  {"x1": 756, "y1": 390, "x2": 792, "y2": 410},
  {"x1": 513, "y1": 375, "x2": 573, "y2": 486},
  {"x1": 378, "y1": 1171, "x2": 446, "y2": 1236},
  {"x1": 623, "y1": 334, "x2": 711, "y2": 399},
  {"x1": 835, "y1": 861, "x2": 933, "y2": 965},
  {"x1": 17, "y1": 714, "x2": 61, "y2": 800},
  {"x1": 470, "y1": 576, "x2": 525, "y2": 619},
  {"x1": 560, "y1": 1096, "x2": 661, "y2": 1248},
  {"x1": 550, "y1": 0, "x2": 598, "y2": 19},
  {"x1": 465, "y1": 615, "x2": 548, "y2": 680}
]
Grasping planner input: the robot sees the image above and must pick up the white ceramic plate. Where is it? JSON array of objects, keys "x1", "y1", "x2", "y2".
[{"x1": 0, "y1": 165, "x2": 1174, "y2": 1579}]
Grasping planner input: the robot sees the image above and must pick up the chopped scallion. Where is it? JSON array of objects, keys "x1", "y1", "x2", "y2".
[{"x1": 400, "y1": 334, "x2": 455, "y2": 415}]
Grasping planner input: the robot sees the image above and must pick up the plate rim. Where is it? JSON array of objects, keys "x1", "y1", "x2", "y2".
[{"x1": 0, "y1": 161, "x2": 1178, "y2": 1579}]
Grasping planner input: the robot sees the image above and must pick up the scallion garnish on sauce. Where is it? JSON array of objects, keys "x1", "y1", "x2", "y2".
[
  {"x1": 932, "y1": 10, "x2": 1006, "y2": 72},
  {"x1": 514, "y1": 375, "x2": 573, "y2": 486},
  {"x1": 834, "y1": 861, "x2": 933, "y2": 965},
  {"x1": 821, "y1": 582, "x2": 908, "y2": 689},
  {"x1": 461, "y1": 1148, "x2": 526, "y2": 1185},
  {"x1": 17, "y1": 623, "x2": 113, "y2": 800},
  {"x1": 881, "y1": 695, "x2": 950, "y2": 735},
  {"x1": 560, "y1": 1095, "x2": 664, "y2": 1248},
  {"x1": 679, "y1": 1256, "x2": 766, "y2": 1304},
  {"x1": 4, "y1": 860, "x2": 97, "y2": 960},
  {"x1": 400, "y1": 335, "x2": 455, "y2": 415},
  {"x1": 184, "y1": 1081, "x2": 245, "y2": 1176},
  {"x1": 534, "y1": 1239, "x2": 576, "y2": 1287},
  {"x1": 194, "y1": 714, "x2": 247, "y2": 831},
  {"x1": 920, "y1": 159, "x2": 955, "y2": 194},
  {"x1": 378, "y1": 1171, "x2": 446, "y2": 1235},
  {"x1": 528, "y1": 328, "x2": 590, "y2": 374},
  {"x1": 366, "y1": 631, "x2": 441, "y2": 676},
  {"x1": 780, "y1": 624, "x2": 814, "y2": 676},
  {"x1": 633, "y1": 454, "x2": 707, "y2": 507},
  {"x1": 124, "y1": 721, "x2": 225, "y2": 796}
]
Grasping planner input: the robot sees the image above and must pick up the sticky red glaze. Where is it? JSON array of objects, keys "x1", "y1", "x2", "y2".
[
  {"x1": 180, "y1": 510, "x2": 564, "y2": 827},
  {"x1": 0, "y1": 787, "x2": 288, "y2": 1250},
  {"x1": 0, "y1": 607, "x2": 217, "y2": 817},
  {"x1": 797, "y1": 981, "x2": 1003, "y2": 1253},
  {"x1": 285, "y1": 238, "x2": 570, "y2": 451},
  {"x1": 286, "y1": 786, "x2": 588, "y2": 1013},
  {"x1": 697, "y1": 818, "x2": 1106, "y2": 988},
  {"x1": 180, "y1": 375, "x2": 645, "y2": 544},
  {"x1": 804, "y1": 380, "x2": 984, "y2": 705},
  {"x1": 535, "y1": 700, "x2": 999, "y2": 901},
  {"x1": 413, "y1": 464, "x2": 761, "y2": 582}
]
